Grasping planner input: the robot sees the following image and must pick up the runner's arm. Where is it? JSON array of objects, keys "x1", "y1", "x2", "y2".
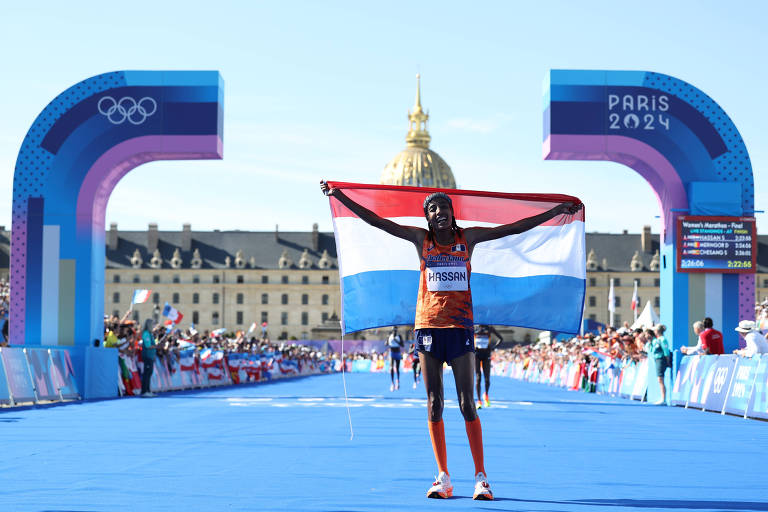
[
  {"x1": 464, "y1": 201, "x2": 582, "y2": 253},
  {"x1": 321, "y1": 181, "x2": 425, "y2": 250}
]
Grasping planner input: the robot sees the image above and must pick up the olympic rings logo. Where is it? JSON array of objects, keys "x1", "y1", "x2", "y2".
[{"x1": 97, "y1": 96, "x2": 157, "y2": 125}]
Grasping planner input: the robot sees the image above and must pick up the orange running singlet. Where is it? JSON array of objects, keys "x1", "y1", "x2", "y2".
[{"x1": 414, "y1": 231, "x2": 473, "y2": 329}]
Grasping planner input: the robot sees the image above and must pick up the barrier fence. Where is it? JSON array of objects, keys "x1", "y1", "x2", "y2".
[{"x1": 0, "y1": 347, "x2": 79, "y2": 406}]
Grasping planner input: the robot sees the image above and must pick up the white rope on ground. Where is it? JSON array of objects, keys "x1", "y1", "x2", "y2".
[{"x1": 340, "y1": 321, "x2": 354, "y2": 440}]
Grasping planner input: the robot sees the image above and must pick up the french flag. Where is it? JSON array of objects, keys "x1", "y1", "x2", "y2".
[
  {"x1": 161, "y1": 302, "x2": 183, "y2": 324},
  {"x1": 327, "y1": 181, "x2": 586, "y2": 334},
  {"x1": 131, "y1": 289, "x2": 152, "y2": 305}
]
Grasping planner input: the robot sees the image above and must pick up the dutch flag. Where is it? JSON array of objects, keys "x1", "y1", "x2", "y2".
[{"x1": 327, "y1": 182, "x2": 586, "y2": 334}]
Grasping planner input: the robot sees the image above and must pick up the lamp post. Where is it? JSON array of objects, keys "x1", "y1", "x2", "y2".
[{"x1": 153, "y1": 304, "x2": 160, "y2": 324}]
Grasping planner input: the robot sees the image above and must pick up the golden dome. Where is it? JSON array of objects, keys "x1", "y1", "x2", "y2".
[{"x1": 379, "y1": 75, "x2": 456, "y2": 189}]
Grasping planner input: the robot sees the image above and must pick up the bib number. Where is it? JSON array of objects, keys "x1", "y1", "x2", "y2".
[{"x1": 426, "y1": 265, "x2": 468, "y2": 292}]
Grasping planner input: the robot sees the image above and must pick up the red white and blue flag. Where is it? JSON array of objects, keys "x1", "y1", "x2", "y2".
[
  {"x1": 131, "y1": 289, "x2": 152, "y2": 305},
  {"x1": 161, "y1": 302, "x2": 183, "y2": 324},
  {"x1": 326, "y1": 182, "x2": 586, "y2": 334}
]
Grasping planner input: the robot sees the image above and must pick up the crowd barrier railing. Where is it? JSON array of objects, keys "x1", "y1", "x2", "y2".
[{"x1": 0, "y1": 347, "x2": 79, "y2": 406}]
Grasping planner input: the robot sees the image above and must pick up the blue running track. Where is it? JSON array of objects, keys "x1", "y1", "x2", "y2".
[{"x1": 1, "y1": 372, "x2": 767, "y2": 511}]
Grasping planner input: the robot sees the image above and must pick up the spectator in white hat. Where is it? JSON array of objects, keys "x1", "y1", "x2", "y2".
[{"x1": 733, "y1": 320, "x2": 768, "y2": 357}]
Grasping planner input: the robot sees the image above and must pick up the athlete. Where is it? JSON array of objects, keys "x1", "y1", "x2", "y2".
[
  {"x1": 408, "y1": 338, "x2": 422, "y2": 388},
  {"x1": 474, "y1": 325, "x2": 503, "y2": 409},
  {"x1": 321, "y1": 180, "x2": 580, "y2": 500},
  {"x1": 387, "y1": 326, "x2": 404, "y2": 391}
]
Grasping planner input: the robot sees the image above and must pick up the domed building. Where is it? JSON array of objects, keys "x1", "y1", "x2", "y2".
[{"x1": 379, "y1": 75, "x2": 456, "y2": 189}]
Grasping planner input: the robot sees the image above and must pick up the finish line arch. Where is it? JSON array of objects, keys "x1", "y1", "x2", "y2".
[
  {"x1": 543, "y1": 70, "x2": 754, "y2": 352},
  {"x1": 10, "y1": 71, "x2": 224, "y2": 347}
]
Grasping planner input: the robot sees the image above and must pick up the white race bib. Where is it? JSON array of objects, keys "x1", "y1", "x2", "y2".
[{"x1": 426, "y1": 265, "x2": 469, "y2": 292}]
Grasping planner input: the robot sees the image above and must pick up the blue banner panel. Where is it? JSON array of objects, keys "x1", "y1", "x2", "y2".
[
  {"x1": 686, "y1": 355, "x2": 717, "y2": 409},
  {"x1": 0, "y1": 355, "x2": 11, "y2": 405},
  {"x1": 724, "y1": 357, "x2": 760, "y2": 416},
  {"x1": 671, "y1": 355, "x2": 695, "y2": 406},
  {"x1": 84, "y1": 347, "x2": 119, "y2": 400},
  {"x1": 619, "y1": 363, "x2": 636, "y2": 398},
  {"x1": 746, "y1": 355, "x2": 768, "y2": 420},
  {"x1": 50, "y1": 349, "x2": 79, "y2": 400},
  {"x1": 26, "y1": 348, "x2": 59, "y2": 401},
  {"x1": 0, "y1": 348, "x2": 36, "y2": 403},
  {"x1": 701, "y1": 355, "x2": 738, "y2": 412},
  {"x1": 631, "y1": 359, "x2": 649, "y2": 400}
]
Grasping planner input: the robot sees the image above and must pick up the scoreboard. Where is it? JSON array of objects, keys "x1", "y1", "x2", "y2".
[{"x1": 677, "y1": 216, "x2": 756, "y2": 273}]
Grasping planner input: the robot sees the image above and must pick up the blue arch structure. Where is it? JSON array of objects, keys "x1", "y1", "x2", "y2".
[
  {"x1": 10, "y1": 71, "x2": 224, "y2": 347},
  {"x1": 544, "y1": 70, "x2": 754, "y2": 352}
]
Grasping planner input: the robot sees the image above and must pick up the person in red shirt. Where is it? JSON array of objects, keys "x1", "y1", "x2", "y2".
[{"x1": 700, "y1": 317, "x2": 724, "y2": 355}]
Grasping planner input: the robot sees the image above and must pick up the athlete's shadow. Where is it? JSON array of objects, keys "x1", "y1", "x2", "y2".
[{"x1": 480, "y1": 498, "x2": 768, "y2": 510}]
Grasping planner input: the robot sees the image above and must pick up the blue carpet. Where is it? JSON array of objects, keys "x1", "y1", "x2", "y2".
[{"x1": 1, "y1": 372, "x2": 766, "y2": 511}]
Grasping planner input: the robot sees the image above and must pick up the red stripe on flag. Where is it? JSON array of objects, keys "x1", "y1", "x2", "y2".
[{"x1": 326, "y1": 181, "x2": 583, "y2": 225}]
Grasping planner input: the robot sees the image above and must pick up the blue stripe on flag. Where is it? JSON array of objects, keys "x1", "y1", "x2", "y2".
[{"x1": 341, "y1": 271, "x2": 585, "y2": 334}]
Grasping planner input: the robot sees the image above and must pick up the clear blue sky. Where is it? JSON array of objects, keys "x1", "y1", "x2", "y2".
[{"x1": 1, "y1": 1, "x2": 766, "y2": 235}]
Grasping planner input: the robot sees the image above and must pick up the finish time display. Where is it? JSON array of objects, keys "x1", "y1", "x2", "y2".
[{"x1": 677, "y1": 216, "x2": 756, "y2": 273}]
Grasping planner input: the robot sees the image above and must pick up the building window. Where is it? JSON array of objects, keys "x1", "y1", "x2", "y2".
[
  {"x1": 589, "y1": 314, "x2": 597, "y2": 321},
  {"x1": 193, "y1": 293, "x2": 199, "y2": 304},
  {"x1": 588, "y1": 296, "x2": 596, "y2": 307},
  {"x1": 614, "y1": 278, "x2": 621, "y2": 287},
  {"x1": 301, "y1": 312, "x2": 308, "y2": 325},
  {"x1": 153, "y1": 294, "x2": 160, "y2": 304},
  {"x1": 301, "y1": 294, "x2": 308, "y2": 305},
  {"x1": 655, "y1": 296, "x2": 660, "y2": 308},
  {"x1": 237, "y1": 275, "x2": 244, "y2": 284},
  {"x1": 113, "y1": 274, "x2": 120, "y2": 283},
  {"x1": 262, "y1": 275, "x2": 268, "y2": 284},
  {"x1": 113, "y1": 292, "x2": 120, "y2": 303},
  {"x1": 281, "y1": 294, "x2": 288, "y2": 305},
  {"x1": 236, "y1": 293, "x2": 244, "y2": 305},
  {"x1": 322, "y1": 275, "x2": 329, "y2": 284},
  {"x1": 172, "y1": 293, "x2": 180, "y2": 304},
  {"x1": 193, "y1": 275, "x2": 200, "y2": 284},
  {"x1": 213, "y1": 293, "x2": 219, "y2": 305},
  {"x1": 192, "y1": 311, "x2": 199, "y2": 324},
  {"x1": 153, "y1": 275, "x2": 160, "y2": 284},
  {"x1": 322, "y1": 294, "x2": 329, "y2": 305},
  {"x1": 322, "y1": 312, "x2": 328, "y2": 322},
  {"x1": 213, "y1": 275, "x2": 220, "y2": 284},
  {"x1": 113, "y1": 310, "x2": 120, "y2": 318},
  {"x1": 133, "y1": 275, "x2": 140, "y2": 283},
  {"x1": 633, "y1": 278, "x2": 640, "y2": 287},
  {"x1": 261, "y1": 293, "x2": 268, "y2": 305},
  {"x1": 212, "y1": 312, "x2": 219, "y2": 325},
  {"x1": 281, "y1": 312, "x2": 288, "y2": 325},
  {"x1": 589, "y1": 277, "x2": 596, "y2": 287},
  {"x1": 654, "y1": 278, "x2": 660, "y2": 287},
  {"x1": 236, "y1": 311, "x2": 243, "y2": 325},
  {"x1": 261, "y1": 311, "x2": 268, "y2": 324},
  {"x1": 302, "y1": 275, "x2": 309, "y2": 284},
  {"x1": 282, "y1": 275, "x2": 289, "y2": 284},
  {"x1": 614, "y1": 296, "x2": 621, "y2": 307},
  {"x1": 614, "y1": 314, "x2": 621, "y2": 325},
  {"x1": 132, "y1": 311, "x2": 140, "y2": 322},
  {"x1": 763, "y1": 279, "x2": 768, "y2": 288},
  {"x1": 173, "y1": 275, "x2": 180, "y2": 284}
]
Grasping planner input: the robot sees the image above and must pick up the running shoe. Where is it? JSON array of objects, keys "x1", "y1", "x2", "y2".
[
  {"x1": 473, "y1": 472, "x2": 493, "y2": 500},
  {"x1": 390, "y1": 383, "x2": 394, "y2": 392},
  {"x1": 483, "y1": 393, "x2": 490, "y2": 408},
  {"x1": 395, "y1": 379, "x2": 400, "y2": 390},
  {"x1": 413, "y1": 381, "x2": 418, "y2": 389},
  {"x1": 427, "y1": 471, "x2": 453, "y2": 499},
  {"x1": 476, "y1": 400, "x2": 483, "y2": 410}
]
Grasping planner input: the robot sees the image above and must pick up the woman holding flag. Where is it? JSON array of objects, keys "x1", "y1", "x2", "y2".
[{"x1": 321, "y1": 180, "x2": 580, "y2": 500}]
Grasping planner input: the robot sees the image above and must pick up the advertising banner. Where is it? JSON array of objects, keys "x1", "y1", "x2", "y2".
[
  {"x1": 0, "y1": 348, "x2": 36, "y2": 403},
  {"x1": 26, "y1": 348, "x2": 58, "y2": 401},
  {"x1": 49, "y1": 349, "x2": 79, "y2": 399},
  {"x1": 686, "y1": 356, "x2": 718, "y2": 409},
  {"x1": 619, "y1": 363, "x2": 636, "y2": 398},
  {"x1": 0, "y1": 357, "x2": 11, "y2": 405},
  {"x1": 723, "y1": 357, "x2": 761, "y2": 416},
  {"x1": 671, "y1": 355, "x2": 696, "y2": 406},
  {"x1": 746, "y1": 355, "x2": 768, "y2": 420},
  {"x1": 701, "y1": 355, "x2": 737, "y2": 412}
]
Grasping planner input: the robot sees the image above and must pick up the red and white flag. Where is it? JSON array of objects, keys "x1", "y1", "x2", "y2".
[
  {"x1": 131, "y1": 289, "x2": 152, "y2": 304},
  {"x1": 631, "y1": 280, "x2": 639, "y2": 312},
  {"x1": 162, "y1": 302, "x2": 183, "y2": 324}
]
